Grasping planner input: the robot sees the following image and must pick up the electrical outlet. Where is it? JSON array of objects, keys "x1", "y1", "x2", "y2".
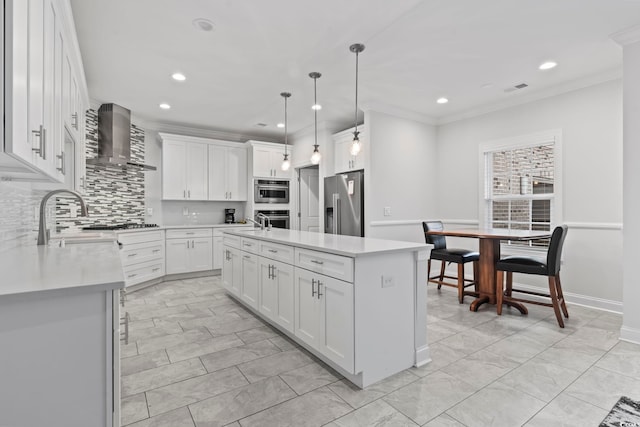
[
  {"x1": 384, "y1": 206, "x2": 391, "y2": 216},
  {"x1": 381, "y1": 275, "x2": 394, "y2": 288},
  {"x1": 182, "y1": 207, "x2": 189, "y2": 216},
  {"x1": 147, "y1": 207, "x2": 153, "y2": 216}
]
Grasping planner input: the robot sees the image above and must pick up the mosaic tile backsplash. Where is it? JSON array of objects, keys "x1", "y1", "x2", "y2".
[
  {"x1": 0, "y1": 182, "x2": 53, "y2": 250},
  {"x1": 56, "y1": 109, "x2": 146, "y2": 232}
]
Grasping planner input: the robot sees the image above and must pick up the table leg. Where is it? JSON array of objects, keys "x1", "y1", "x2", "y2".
[{"x1": 470, "y1": 238, "x2": 500, "y2": 312}]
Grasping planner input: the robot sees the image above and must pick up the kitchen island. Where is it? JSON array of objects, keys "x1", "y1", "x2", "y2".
[
  {"x1": 0, "y1": 241, "x2": 124, "y2": 427},
  {"x1": 222, "y1": 229, "x2": 430, "y2": 388}
]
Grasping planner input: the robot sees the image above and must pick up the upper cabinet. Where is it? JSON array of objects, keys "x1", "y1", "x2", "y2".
[
  {"x1": 2, "y1": 0, "x2": 88, "y2": 184},
  {"x1": 333, "y1": 126, "x2": 365, "y2": 174},
  {"x1": 159, "y1": 133, "x2": 248, "y2": 202},
  {"x1": 250, "y1": 141, "x2": 291, "y2": 179},
  {"x1": 208, "y1": 145, "x2": 247, "y2": 201}
]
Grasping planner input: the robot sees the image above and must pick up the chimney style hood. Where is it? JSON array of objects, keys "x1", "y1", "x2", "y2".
[{"x1": 86, "y1": 103, "x2": 156, "y2": 171}]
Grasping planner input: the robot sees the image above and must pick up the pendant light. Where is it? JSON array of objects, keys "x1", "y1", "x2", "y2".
[
  {"x1": 280, "y1": 92, "x2": 292, "y2": 171},
  {"x1": 309, "y1": 72, "x2": 322, "y2": 165},
  {"x1": 349, "y1": 43, "x2": 365, "y2": 156}
]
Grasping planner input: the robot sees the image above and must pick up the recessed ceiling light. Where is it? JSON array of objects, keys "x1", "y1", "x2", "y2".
[
  {"x1": 436, "y1": 97, "x2": 449, "y2": 104},
  {"x1": 172, "y1": 73, "x2": 186, "y2": 81},
  {"x1": 276, "y1": 123, "x2": 285, "y2": 128},
  {"x1": 311, "y1": 104, "x2": 322, "y2": 111},
  {"x1": 481, "y1": 83, "x2": 493, "y2": 89},
  {"x1": 539, "y1": 61, "x2": 557, "y2": 70},
  {"x1": 159, "y1": 103, "x2": 171, "y2": 110},
  {"x1": 193, "y1": 18, "x2": 215, "y2": 32}
]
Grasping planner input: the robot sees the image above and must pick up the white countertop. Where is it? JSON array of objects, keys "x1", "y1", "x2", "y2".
[
  {"x1": 115, "y1": 223, "x2": 255, "y2": 234},
  {"x1": 223, "y1": 229, "x2": 427, "y2": 257},
  {"x1": 0, "y1": 241, "x2": 124, "y2": 297}
]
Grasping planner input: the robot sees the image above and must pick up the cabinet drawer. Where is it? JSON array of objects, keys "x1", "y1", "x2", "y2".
[
  {"x1": 223, "y1": 234, "x2": 242, "y2": 249},
  {"x1": 259, "y1": 241, "x2": 294, "y2": 264},
  {"x1": 117, "y1": 230, "x2": 164, "y2": 245},
  {"x1": 241, "y1": 237, "x2": 259, "y2": 254},
  {"x1": 166, "y1": 228, "x2": 212, "y2": 239},
  {"x1": 123, "y1": 260, "x2": 164, "y2": 286},
  {"x1": 120, "y1": 242, "x2": 164, "y2": 267},
  {"x1": 295, "y1": 248, "x2": 354, "y2": 283}
]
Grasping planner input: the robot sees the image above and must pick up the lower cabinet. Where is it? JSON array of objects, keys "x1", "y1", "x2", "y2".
[
  {"x1": 166, "y1": 237, "x2": 213, "y2": 274},
  {"x1": 259, "y1": 258, "x2": 294, "y2": 332},
  {"x1": 294, "y1": 267, "x2": 354, "y2": 372},
  {"x1": 222, "y1": 246, "x2": 242, "y2": 297},
  {"x1": 241, "y1": 252, "x2": 259, "y2": 309}
]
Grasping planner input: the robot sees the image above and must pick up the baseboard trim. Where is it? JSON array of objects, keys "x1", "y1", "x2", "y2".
[
  {"x1": 125, "y1": 270, "x2": 222, "y2": 293},
  {"x1": 415, "y1": 345, "x2": 431, "y2": 367},
  {"x1": 620, "y1": 326, "x2": 640, "y2": 345}
]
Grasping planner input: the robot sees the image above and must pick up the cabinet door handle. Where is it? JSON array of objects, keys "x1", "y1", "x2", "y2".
[
  {"x1": 229, "y1": 191, "x2": 232, "y2": 199},
  {"x1": 152, "y1": 249, "x2": 160, "y2": 253},
  {"x1": 127, "y1": 253, "x2": 138, "y2": 257},
  {"x1": 192, "y1": 240, "x2": 195, "y2": 248},
  {"x1": 32, "y1": 125, "x2": 45, "y2": 158},
  {"x1": 186, "y1": 241, "x2": 190, "y2": 249},
  {"x1": 184, "y1": 190, "x2": 187, "y2": 198},
  {"x1": 244, "y1": 255, "x2": 251, "y2": 260},
  {"x1": 152, "y1": 267, "x2": 160, "y2": 272},
  {"x1": 127, "y1": 273, "x2": 137, "y2": 278},
  {"x1": 310, "y1": 259, "x2": 324, "y2": 265},
  {"x1": 56, "y1": 152, "x2": 65, "y2": 174},
  {"x1": 311, "y1": 278, "x2": 317, "y2": 297},
  {"x1": 120, "y1": 312, "x2": 130, "y2": 345},
  {"x1": 267, "y1": 264, "x2": 273, "y2": 279},
  {"x1": 72, "y1": 112, "x2": 79, "y2": 130},
  {"x1": 188, "y1": 190, "x2": 191, "y2": 198},
  {"x1": 186, "y1": 232, "x2": 195, "y2": 235},
  {"x1": 317, "y1": 280, "x2": 323, "y2": 298},
  {"x1": 268, "y1": 249, "x2": 277, "y2": 253},
  {"x1": 271, "y1": 265, "x2": 276, "y2": 279}
]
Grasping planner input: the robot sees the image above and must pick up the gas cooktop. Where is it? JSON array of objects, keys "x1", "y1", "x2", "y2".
[{"x1": 82, "y1": 223, "x2": 159, "y2": 231}]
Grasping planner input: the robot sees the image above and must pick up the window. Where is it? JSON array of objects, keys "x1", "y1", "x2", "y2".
[{"x1": 481, "y1": 130, "x2": 562, "y2": 249}]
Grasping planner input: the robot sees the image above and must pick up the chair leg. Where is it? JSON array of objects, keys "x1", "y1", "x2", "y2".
[
  {"x1": 438, "y1": 261, "x2": 446, "y2": 290},
  {"x1": 505, "y1": 272, "x2": 513, "y2": 297},
  {"x1": 548, "y1": 276, "x2": 565, "y2": 328},
  {"x1": 458, "y1": 263, "x2": 465, "y2": 304},
  {"x1": 496, "y1": 270, "x2": 504, "y2": 315},
  {"x1": 555, "y1": 274, "x2": 569, "y2": 318},
  {"x1": 427, "y1": 259, "x2": 431, "y2": 284}
]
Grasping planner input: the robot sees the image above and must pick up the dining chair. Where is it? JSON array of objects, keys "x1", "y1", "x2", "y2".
[
  {"x1": 423, "y1": 221, "x2": 479, "y2": 303},
  {"x1": 496, "y1": 225, "x2": 569, "y2": 327}
]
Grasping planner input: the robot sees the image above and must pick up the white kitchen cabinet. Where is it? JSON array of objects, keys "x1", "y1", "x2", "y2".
[
  {"x1": 250, "y1": 141, "x2": 291, "y2": 178},
  {"x1": 118, "y1": 230, "x2": 165, "y2": 287},
  {"x1": 165, "y1": 229, "x2": 213, "y2": 274},
  {"x1": 213, "y1": 226, "x2": 254, "y2": 269},
  {"x1": 241, "y1": 252, "x2": 259, "y2": 309},
  {"x1": 222, "y1": 246, "x2": 242, "y2": 297},
  {"x1": 208, "y1": 144, "x2": 247, "y2": 201},
  {"x1": 259, "y1": 258, "x2": 294, "y2": 332},
  {"x1": 160, "y1": 137, "x2": 208, "y2": 200},
  {"x1": 333, "y1": 127, "x2": 365, "y2": 174},
  {"x1": 294, "y1": 268, "x2": 354, "y2": 371},
  {"x1": 2, "y1": 0, "x2": 88, "y2": 183}
]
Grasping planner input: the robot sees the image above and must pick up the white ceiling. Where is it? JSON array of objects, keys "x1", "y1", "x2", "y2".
[{"x1": 70, "y1": 0, "x2": 640, "y2": 141}]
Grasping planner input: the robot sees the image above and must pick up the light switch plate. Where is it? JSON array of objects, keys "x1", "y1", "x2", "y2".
[
  {"x1": 381, "y1": 275, "x2": 394, "y2": 288},
  {"x1": 182, "y1": 207, "x2": 189, "y2": 216},
  {"x1": 147, "y1": 208, "x2": 153, "y2": 216},
  {"x1": 384, "y1": 207, "x2": 391, "y2": 216}
]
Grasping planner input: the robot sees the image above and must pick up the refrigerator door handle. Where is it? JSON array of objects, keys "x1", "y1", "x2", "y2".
[{"x1": 332, "y1": 193, "x2": 339, "y2": 234}]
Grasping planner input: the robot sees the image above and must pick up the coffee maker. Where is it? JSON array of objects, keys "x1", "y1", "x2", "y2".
[{"x1": 224, "y1": 208, "x2": 235, "y2": 224}]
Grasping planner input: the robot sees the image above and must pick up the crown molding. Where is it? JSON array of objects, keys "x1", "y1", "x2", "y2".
[
  {"x1": 360, "y1": 102, "x2": 437, "y2": 126},
  {"x1": 437, "y1": 68, "x2": 622, "y2": 126},
  {"x1": 611, "y1": 24, "x2": 640, "y2": 46}
]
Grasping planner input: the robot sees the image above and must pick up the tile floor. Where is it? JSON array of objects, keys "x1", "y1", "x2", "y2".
[{"x1": 119, "y1": 276, "x2": 640, "y2": 427}]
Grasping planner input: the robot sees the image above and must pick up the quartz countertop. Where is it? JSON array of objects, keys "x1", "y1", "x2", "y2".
[
  {"x1": 115, "y1": 223, "x2": 255, "y2": 234},
  {"x1": 0, "y1": 241, "x2": 124, "y2": 297},
  {"x1": 223, "y1": 229, "x2": 427, "y2": 257}
]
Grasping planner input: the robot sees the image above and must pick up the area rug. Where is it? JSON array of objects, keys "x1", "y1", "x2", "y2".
[{"x1": 600, "y1": 396, "x2": 640, "y2": 427}]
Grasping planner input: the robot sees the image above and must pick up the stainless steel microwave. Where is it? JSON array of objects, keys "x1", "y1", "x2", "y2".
[{"x1": 254, "y1": 179, "x2": 289, "y2": 204}]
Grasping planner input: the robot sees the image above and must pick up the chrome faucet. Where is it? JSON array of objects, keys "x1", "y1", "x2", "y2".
[
  {"x1": 38, "y1": 189, "x2": 89, "y2": 245},
  {"x1": 245, "y1": 218, "x2": 264, "y2": 230},
  {"x1": 256, "y1": 213, "x2": 272, "y2": 230}
]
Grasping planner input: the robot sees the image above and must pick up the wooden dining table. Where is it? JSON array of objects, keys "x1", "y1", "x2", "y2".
[{"x1": 426, "y1": 228, "x2": 552, "y2": 312}]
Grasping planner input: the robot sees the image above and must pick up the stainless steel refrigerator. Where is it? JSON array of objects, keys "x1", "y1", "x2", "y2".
[{"x1": 324, "y1": 171, "x2": 364, "y2": 237}]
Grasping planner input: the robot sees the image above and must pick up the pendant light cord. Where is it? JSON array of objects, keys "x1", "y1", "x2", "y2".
[
  {"x1": 354, "y1": 50, "x2": 359, "y2": 135},
  {"x1": 284, "y1": 95, "x2": 288, "y2": 155},
  {"x1": 314, "y1": 77, "x2": 318, "y2": 148}
]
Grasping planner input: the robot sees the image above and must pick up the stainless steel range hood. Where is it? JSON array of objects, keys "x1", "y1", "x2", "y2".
[{"x1": 86, "y1": 103, "x2": 156, "y2": 171}]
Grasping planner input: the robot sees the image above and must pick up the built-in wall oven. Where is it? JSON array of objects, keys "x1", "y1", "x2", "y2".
[
  {"x1": 254, "y1": 179, "x2": 289, "y2": 204},
  {"x1": 255, "y1": 210, "x2": 290, "y2": 229}
]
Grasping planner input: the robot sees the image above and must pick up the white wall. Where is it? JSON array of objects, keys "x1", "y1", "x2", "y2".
[
  {"x1": 621, "y1": 39, "x2": 640, "y2": 342},
  {"x1": 364, "y1": 110, "x2": 439, "y2": 242},
  {"x1": 435, "y1": 80, "x2": 623, "y2": 308}
]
